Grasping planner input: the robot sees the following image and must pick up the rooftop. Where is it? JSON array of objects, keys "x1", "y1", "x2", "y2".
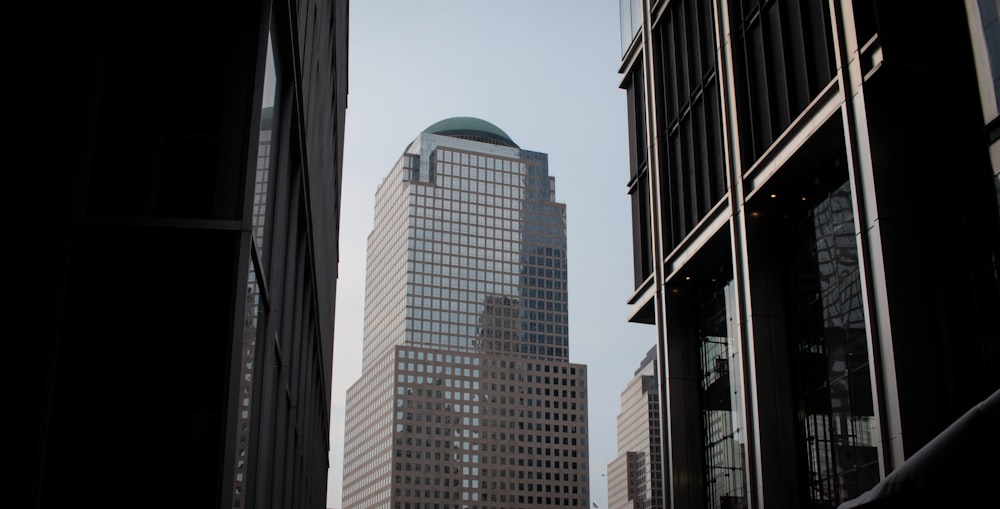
[{"x1": 423, "y1": 117, "x2": 519, "y2": 148}]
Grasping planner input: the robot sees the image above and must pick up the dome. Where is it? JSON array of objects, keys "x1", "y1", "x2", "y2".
[{"x1": 423, "y1": 117, "x2": 519, "y2": 148}]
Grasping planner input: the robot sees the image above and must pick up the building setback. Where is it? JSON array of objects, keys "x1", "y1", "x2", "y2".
[
  {"x1": 607, "y1": 347, "x2": 664, "y2": 509},
  {"x1": 618, "y1": 1, "x2": 1000, "y2": 508},
  {"x1": 342, "y1": 118, "x2": 591, "y2": 509},
  {"x1": 21, "y1": 1, "x2": 348, "y2": 508}
]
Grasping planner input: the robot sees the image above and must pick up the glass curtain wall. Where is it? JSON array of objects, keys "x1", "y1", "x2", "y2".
[
  {"x1": 234, "y1": 31, "x2": 277, "y2": 509},
  {"x1": 698, "y1": 277, "x2": 747, "y2": 509},
  {"x1": 783, "y1": 178, "x2": 878, "y2": 507}
]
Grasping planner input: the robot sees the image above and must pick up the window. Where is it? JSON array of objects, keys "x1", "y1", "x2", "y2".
[
  {"x1": 728, "y1": 0, "x2": 836, "y2": 168},
  {"x1": 652, "y1": 0, "x2": 726, "y2": 251}
]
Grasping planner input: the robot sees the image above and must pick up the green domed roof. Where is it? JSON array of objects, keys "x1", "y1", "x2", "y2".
[{"x1": 423, "y1": 117, "x2": 518, "y2": 148}]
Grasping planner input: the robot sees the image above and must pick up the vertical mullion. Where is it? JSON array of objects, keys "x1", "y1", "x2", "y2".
[
  {"x1": 669, "y1": 132, "x2": 686, "y2": 245},
  {"x1": 749, "y1": 17, "x2": 772, "y2": 157},
  {"x1": 706, "y1": 78, "x2": 726, "y2": 201},
  {"x1": 688, "y1": 0, "x2": 704, "y2": 94},
  {"x1": 733, "y1": 33, "x2": 755, "y2": 171},
  {"x1": 640, "y1": 176, "x2": 653, "y2": 278},
  {"x1": 694, "y1": 95, "x2": 711, "y2": 216},
  {"x1": 682, "y1": 118, "x2": 698, "y2": 233},
  {"x1": 677, "y1": 3, "x2": 691, "y2": 105},
  {"x1": 636, "y1": 65, "x2": 648, "y2": 169},
  {"x1": 653, "y1": 20, "x2": 677, "y2": 251},
  {"x1": 663, "y1": 16, "x2": 678, "y2": 126},
  {"x1": 765, "y1": 1, "x2": 791, "y2": 130},
  {"x1": 780, "y1": 0, "x2": 810, "y2": 112},
  {"x1": 701, "y1": 0, "x2": 717, "y2": 78},
  {"x1": 802, "y1": 0, "x2": 834, "y2": 93},
  {"x1": 626, "y1": 74, "x2": 641, "y2": 175},
  {"x1": 729, "y1": 0, "x2": 759, "y2": 169}
]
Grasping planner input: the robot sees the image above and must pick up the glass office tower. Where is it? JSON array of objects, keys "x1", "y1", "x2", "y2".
[
  {"x1": 342, "y1": 118, "x2": 591, "y2": 509},
  {"x1": 618, "y1": 1, "x2": 1000, "y2": 508}
]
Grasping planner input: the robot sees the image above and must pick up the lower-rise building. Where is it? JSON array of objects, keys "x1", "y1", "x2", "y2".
[
  {"x1": 607, "y1": 348, "x2": 663, "y2": 509},
  {"x1": 344, "y1": 345, "x2": 590, "y2": 509}
]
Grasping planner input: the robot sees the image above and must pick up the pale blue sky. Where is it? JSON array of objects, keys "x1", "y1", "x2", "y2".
[{"x1": 328, "y1": 2, "x2": 656, "y2": 507}]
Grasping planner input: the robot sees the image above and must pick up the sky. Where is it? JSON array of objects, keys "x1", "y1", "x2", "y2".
[{"x1": 327, "y1": 2, "x2": 657, "y2": 507}]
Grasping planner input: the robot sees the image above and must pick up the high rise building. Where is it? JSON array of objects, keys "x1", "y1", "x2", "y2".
[
  {"x1": 342, "y1": 117, "x2": 591, "y2": 509},
  {"x1": 22, "y1": 2, "x2": 348, "y2": 508},
  {"x1": 617, "y1": 1, "x2": 1000, "y2": 508},
  {"x1": 607, "y1": 347, "x2": 663, "y2": 509}
]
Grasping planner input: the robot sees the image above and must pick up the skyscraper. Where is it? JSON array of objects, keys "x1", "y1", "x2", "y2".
[
  {"x1": 607, "y1": 347, "x2": 663, "y2": 509},
  {"x1": 342, "y1": 117, "x2": 591, "y2": 509},
  {"x1": 617, "y1": 1, "x2": 1000, "y2": 508}
]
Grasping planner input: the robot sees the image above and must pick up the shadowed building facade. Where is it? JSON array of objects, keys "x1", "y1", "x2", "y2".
[
  {"x1": 618, "y1": 1, "x2": 1000, "y2": 508},
  {"x1": 22, "y1": 1, "x2": 348, "y2": 508},
  {"x1": 342, "y1": 118, "x2": 591, "y2": 509}
]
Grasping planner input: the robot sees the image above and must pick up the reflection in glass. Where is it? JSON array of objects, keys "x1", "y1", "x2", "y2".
[
  {"x1": 619, "y1": 0, "x2": 643, "y2": 54},
  {"x1": 786, "y1": 179, "x2": 878, "y2": 507},
  {"x1": 232, "y1": 30, "x2": 277, "y2": 509},
  {"x1": 402, "y1": 149, "x2": 567, "y2": 363},
  {"x1": 699, "y1": 277, "x2": 747, "y2": 509},
  {"x1": 977, "y1": 0, "x2": 1000, "y2": 107}
]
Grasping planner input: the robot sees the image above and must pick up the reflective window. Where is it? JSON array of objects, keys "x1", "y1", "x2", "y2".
[
  {"x1": 619, "y1": 0, "x2": 643, "y2": 54},
  {"x1": 979, "y1": 0, "x2": 1000, "y2": 106},
  {"x1": 784, "y1": 178, "x2": 878, "y2": 506},
  {"x1": 698, "y1": 276, "x2": 746, "y2": 508}
]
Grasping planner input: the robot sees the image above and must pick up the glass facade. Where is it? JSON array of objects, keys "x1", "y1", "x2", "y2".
[
  {"x1": 698, "y1": 278, "x2": 746, "y2": 509},
  {"x1": 620, "y1": 2, "x2": 1000, "y2": 508},
  {"x1": 978, "y1": 0, "x2": 1000, "y2": 106},
  {"x1": 401, "y1": 145, "x2": 568, "y2": 361},
  {"x1": 727, "y1": 0, "x2": 836, "y2": 170},
  {"x1": 624, "y1": 62, "x2": 654, "y2": 288},
  {"x1": 233, "y1": 104, "x2": 274, "y2": 507},
  {"x1": 783, "y1": 178, "x2": 877, "y2": 506},
  {"x1": 344, "y1": 121, "x2": 589, "y2": 509},
  {"x1": 651, "y1": 0, "x2": 727, "y2": 253},
  {"x1": 619, "y1": 0, "x2": 643, "y2": 55},
  {"x1": 233, "y1": 43, "x2": 277, "y2": 507},
  {"x1": 363, "y1": 136, "x2": 569, "y2": 369}
]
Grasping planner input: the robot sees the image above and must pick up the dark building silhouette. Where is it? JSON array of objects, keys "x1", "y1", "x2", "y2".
[
  {"x1": 618, "y1": 1, "x2": 1000, "y2": 508},
  {"x1": 20, "y1": 2, "x2": 348, "y2": 508}
]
